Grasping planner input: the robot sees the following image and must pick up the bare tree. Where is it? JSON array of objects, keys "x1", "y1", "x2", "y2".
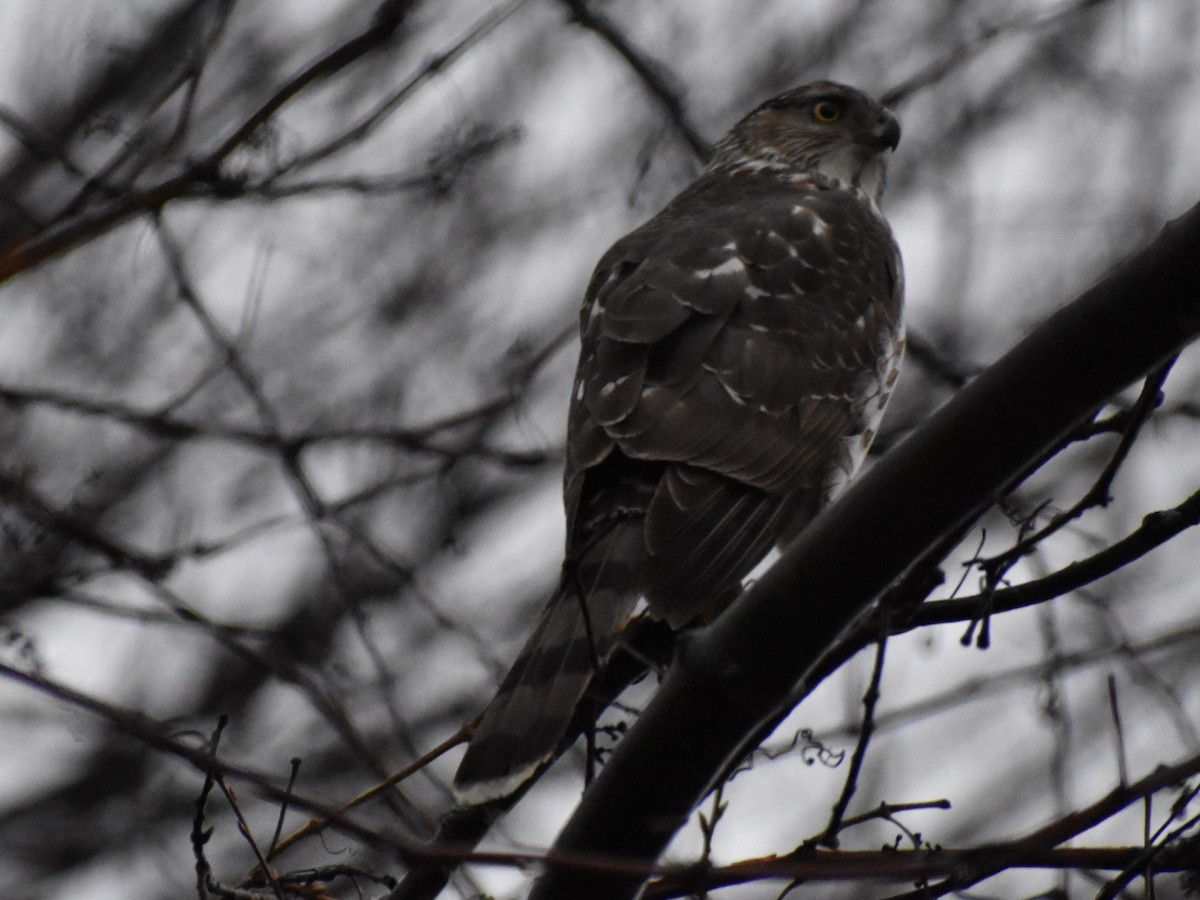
[{"x1": 1, "y1": 2, "x2": 1199, "y2": 899}]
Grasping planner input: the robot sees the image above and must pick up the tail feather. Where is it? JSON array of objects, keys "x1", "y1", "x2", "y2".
[{"x1": 452, "y1": 518, "x2": 643, "y2": 803}]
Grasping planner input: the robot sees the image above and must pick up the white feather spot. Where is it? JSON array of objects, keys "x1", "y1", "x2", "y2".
[
  {"x1": 719, "y1": 379, "x2": 747, "y2": 406},
  {"x1": 599, "y1": 376, "x2": 628, "y2": 398},
  {"x1": 702, "y1": 364, "x2": 747, "y2": 406},
  {"x1": 693, "y1": 257, "x2": 745, "y2": 279},
  {"x1": 732, "y1": 159, "x2": 791, "y2": 175}
]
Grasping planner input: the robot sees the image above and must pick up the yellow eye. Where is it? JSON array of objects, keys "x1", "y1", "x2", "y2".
[{"x1": 813, "y1": 101, "x2": 841, "y2": 123}]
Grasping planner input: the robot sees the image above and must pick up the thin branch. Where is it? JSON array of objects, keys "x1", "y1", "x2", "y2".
[
  {"x1": 555, "y1": 0, "x2": 709, "y2": 160},
  {"x1": 57, "y1": 0, "x2": 241, "y2": 220},
  {"x1": 0, "y1": 660, "x2": 426, "y2": 862},
  {"x1": 252, "y1": 720, "x2": 472, "y2": 874},
  {"x1": 192, "y1": 716, "x2": 227, "y2": 899},
  {"x1": 0, "y1": 463, "x2": 439, "y2": 835},
  {"x1": 0, "y1": 0, "x2": 474, "y2": 282},
  {"x1": 156, "y1": 216, "x2": 434, "y2": 818},
  {"x1": 268, "y1": 757, "x2": 303, "y2": 857},
  {"x1": 0, "y1": 379, "x2": 551, "y2": 467},
  {"x1": 645, "y1": 845, "x2": 1198, "y2": 900},
  {"x1": 975, "y1": 357, "x2": 1174, "y2": 582},
  {"x1": 0, "y1": 106, "x2": 118, "y2": 194},
  {"x1": 1095, "y1": 789, "x2": 1200, "y2": 900},
  {"x1": 879, "y1": 758, "x2": 1200, "y2": 899},
  {"x1": 1107, "y1": 674, "x2": 1129, "y2": 788},
  {"x1": 809, "y1": 621, "x2": 1200, "y2": 750},
  {"x1": 206, "y1": 0, "x2": 416, "y2": 165},
  {"x1": 908, "y1": 485, "x2": 1200, "y2": 627},
  {"x1": 275, "y1": 0, "x2": 531, "y2": 176},
  {"x1": 835, "y1": 799, "x2": 953, "y2": 836},
  {"x1": 0, "y1": 469, "x2": 174, "y2": 580},
  {"x1": 883, "y1": 0, "x2": 1116, "y2": 105},
  {"x1": 651, "y1": 748, "x2": 1200, "y2": 898},
  {"x1": 820, "y1": 636, "x2": 888, "y2": 848},
  {"x1": 213, "y1": 754, "x2": 286, "y2": 900}
]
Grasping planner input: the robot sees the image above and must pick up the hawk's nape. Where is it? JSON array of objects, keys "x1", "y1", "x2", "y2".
[{"x1": 453, "y1": 81, "x2": 904, "y2": 804}]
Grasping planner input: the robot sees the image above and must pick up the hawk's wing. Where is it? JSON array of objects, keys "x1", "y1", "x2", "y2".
[
  {"x1": 567, "y1": 171, "x2": 903, "y2": 628},
  {"x1": 455, "y1": 170, "x2": 903, "y2": 803}
]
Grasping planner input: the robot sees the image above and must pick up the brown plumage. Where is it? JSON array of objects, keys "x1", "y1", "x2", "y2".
[{"x1": 453, "y1": 82, "x2": 905, "y2": 804}]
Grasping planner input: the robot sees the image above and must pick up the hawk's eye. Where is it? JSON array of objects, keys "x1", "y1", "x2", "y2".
[{"x1": 812, "y1": 101, "x2": 841, "y2": 123}]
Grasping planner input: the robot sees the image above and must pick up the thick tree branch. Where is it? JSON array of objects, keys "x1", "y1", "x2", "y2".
[{"x1": 529, "y1": 199, "x2": 1200, "y2": 900}]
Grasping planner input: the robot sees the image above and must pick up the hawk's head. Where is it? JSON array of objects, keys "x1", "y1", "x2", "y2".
[{"x1": 710, "y1": 81, "x2": 900, "y2": 203}]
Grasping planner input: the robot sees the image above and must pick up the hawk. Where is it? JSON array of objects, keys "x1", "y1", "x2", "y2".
[{"x1": 454, "y1": 81, "x2": 904, "y2": 804}]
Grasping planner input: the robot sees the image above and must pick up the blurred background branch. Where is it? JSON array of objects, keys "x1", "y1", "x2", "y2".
[{"x1": 0, "y1": 1, "x2": 1198, "y2": 898}]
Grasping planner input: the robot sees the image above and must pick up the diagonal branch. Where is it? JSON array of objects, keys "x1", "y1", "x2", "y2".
[
  {"x1": 0, "y1": 0, "x2": 524, "y2": 285},
  {"x1": 527, "y1": 196, "x2": 1200, "y2": 900}
]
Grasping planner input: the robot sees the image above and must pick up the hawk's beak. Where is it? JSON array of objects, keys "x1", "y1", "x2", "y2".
[{"x1": 872, "y1": 109, "x2": 901, "y2": 152}]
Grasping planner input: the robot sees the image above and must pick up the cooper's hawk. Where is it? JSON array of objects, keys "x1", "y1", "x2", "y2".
[{"x1": 454, "y1": 81, "x2": 904, "y2": 804}]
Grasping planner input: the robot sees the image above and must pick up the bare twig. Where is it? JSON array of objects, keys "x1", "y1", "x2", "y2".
[
  {"x1": 1107, "y1": 674, "x2": 1129, "y2": 787},
  {"x1": 975, "y1": 357, "x2": 1174, "y2": 584},
  {"x1": 192, "y1": 715, "x2": 228, "y2": 899},
  {"x1": 877, "y1": 748, "x2": 1200, "y2": 899},
  {"x1": 821, "y1": 636, "x2": 888, "y2": 848},
  {"x1": 909, "y1": 485, "x2": 1200, "y2": 627},
  {"x1": 213, "y1": 754, "x2": 286, "y2": 900},
  {"x1": 835, "y1": 799, "x2": 953, "y2": 836},
  {"x1": 253, "y1": 719, "x2": 473, "y2": 873},
  {"x1": 268, "y1": 757, "x2": 303, "y2": 857},
  {"x1": 1094, "y1": 805, "x2": 1200, "y2": 900}
]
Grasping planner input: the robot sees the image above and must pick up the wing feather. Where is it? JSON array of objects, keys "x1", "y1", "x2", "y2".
[{"x1": 567, "y1": 170, "x2": 902, "y2": 627}]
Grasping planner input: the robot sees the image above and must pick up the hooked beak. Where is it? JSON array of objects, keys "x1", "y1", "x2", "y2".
[{"x1": 871, "y1": 108, "x2": 901, "y2": 152}]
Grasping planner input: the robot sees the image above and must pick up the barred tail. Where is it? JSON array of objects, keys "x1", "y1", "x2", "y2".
[{"x1": 452, "y1": 518, "x2": 643, "y2": 804}]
